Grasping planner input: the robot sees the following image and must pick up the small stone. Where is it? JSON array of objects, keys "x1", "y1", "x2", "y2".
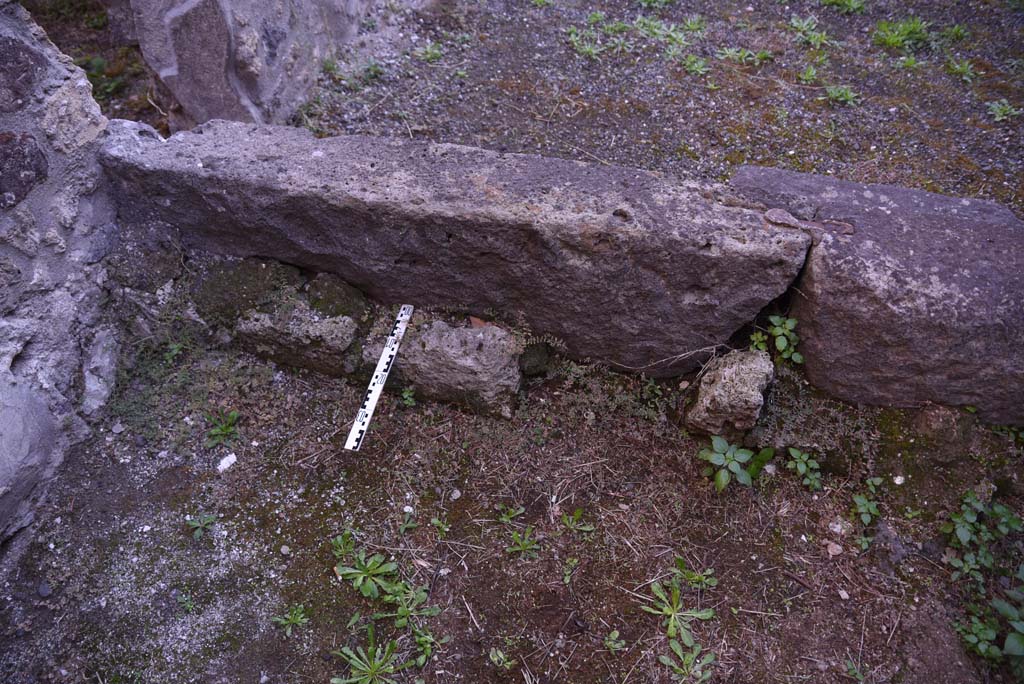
[
  {"x1": 685, "y1": 350, "x2": 773, "y2": 437},
  {"x1": 838, "y1": 589, "x2": 850, "y2": 600},
  {"x1": 893, "y1": 475, "x2": 906, "y2": 485},
  {"x1": 37, "y1": 581, "x2": 52, "y2": 598},
  {"x1": 280, "y1": 545, "x2": 290, "y2": 556},
  {"x1": 450, "y1": 488, "x2": 461, "y2": 501},
  {"x1": 217, "y1": 453, "x2": 237, "y2": 473},
  {"x1": 110, "y1": 422, "x2": 125, "y2": 434},
  {"x1": 826, "y1": 542, "x2": 843, "y2": 557}
]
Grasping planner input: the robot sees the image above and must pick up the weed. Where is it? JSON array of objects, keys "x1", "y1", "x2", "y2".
[
  {"x1": 204, "y1": 409, "x2": 239, "y2": 448},
  {"x1": 411, "y1": 626, "x2": 450, "y2": 667},
  {"x1": 399, "y1": 513, "x2": 418, "y2": 535},
  {"x1": 790, "y1": 16, "x2": 832, "y2": 49},
  {"x1": 988, "y1": 99, "x2": 1023, "y2": 122},
  {"x1": 659, "y1": 633, "x2": 715, "y2": 682},
  {"x1": 163, "y1": 342, "x2": 184, "y2": 364},
  {"x1": 335, "y1": 551, "x2": 399, "y2": 599},
  {"x1": 273, "y1": 604, "x2": 310, "y2": 637},
  {"x1": 430, "y1": 517, "x2": 450, "y2": 538},
  {"x1": 852, "y1": 493, "x2": 879, "y2": 526},
  {"x1": 898, "y1": 55, "x2": 924, "y2": 70},
  {"x1": 682, "y1": 15, "x2": 706, "y2": 34},
  {"x1": 957, "y1": 607, "x2": 1004, "y2": 661},
  {"x1": 939, "y1": 24, "x2": 970, "y2": 43},
  {"x1": 609, "y1": 36, "x2": 636, "y2": 54},
  {"x1": 322, "y1": 58, "x2": 340, "y2": 77},
  {"x1": 567, "y1": 27, "x2": 606, "y2": 60},
  {"x1": 823, "y1": 84, "x2": 860, "y2": 106},
  {"x1": 363, "y1": 60, "x2": 385, "y2": 81},
  {"x1": 638, "y1": 0, "x2": 674, "y2": 9},
  {"x1": 400, "y1": 387, "x2": 416, "y2": 407},
  {"x1": 176, "y1": 592, "x2": 195, "y2": 613},
  {"x1": 332, "y1": 530, "x2": 357, "y2": 559},
  {"x1": 950, "y1": 552, "x2": 985, "y2": 587},
  {"x1": 820, "y1": 0, "x2": 865, "y2": 14},
  {"x1": 374, "y1": 582, "x2": 440, "y2": 628},
  {"x1": 602, "y1": 20, "x2": 632, "y2": 35},
  {"x1": 505, "y1": 526, "x2": 540, "y2": 559},
  {"x1": 531, "y1": 0, "x2": 551, "y2": 7},
  {"x1": 587, "y1": 11, "x2": 605, "y2": 25},
  {"x1": 698, "y1": 436, "x2": 753, "y2": 493},
  {"x1": 682, "y1": 55, "x2": 710, "y2": 76},
  {"x1": 946, "y1": 58, "x2": 977, "y2": 82},
  {"x1": 414, "y1": 42, "x2": 443, "y2": 63},
  {"x1": 786, "y1": 448, "x2": 822, "y2": 491},
  {"x1": 186, "y1": 513, "x2": 216, "y2": 540},
  {"x1": 604, "y1": 630, "x2": 627, "y2": 652},
  {"x1": 642, "y1": 580, "x2": 715, "y2": 640},
  {"x1": 662, "y1": 24, "x2": 690, "y2": 47},
  {"x1": 992, "y1": 565, "x2": 1024, "y2": 673},
  {"x1": 496, "y1": 503, "x2": 525, "y2": 524},
  {"x1": 941, "y1": 491, "x2": 1022, "y2": 572},
  {"x1": 766, "y1": 316, "x2": 804, "y2": 363},
  {"x1": 489, "y1": 647, "x2": 515, "y2": 669},
  {"x1": 747, "y1": 447, "x2": 776, "y2": 480},
  {"x1": 749, "y1": 330, "x2": 768, "y2": 351},
  {"x1": 672, "y1": 557, "x2": 718, "y2": 589},
  {"x1": 845, "y1": 659, "x2": 865, "y2": 682},
  {"x1": 873, "y1": 18, "x2": 930, "y2": 52},
  {"x1": 331, "y1": 624, "x2": 411, "y2": 684},
  {"x1": 634, "y1": 16, "x2": 667, "y2": 40},
  {"x1": 562, "y1": 508, "x2": 595, "y2": 533},
  {"x1": 717, "y1": 47, "x2": 771, "y2": 66},
  {"x1": 563, "y1": 557, "x2": 580, "y2": 584}
]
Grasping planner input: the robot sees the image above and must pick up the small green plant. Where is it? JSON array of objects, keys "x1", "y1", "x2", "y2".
[
  {"x1": 561, "y1": 508, "x2": 595, "y2": 533},
  {"x1": 790, "y1": 16, "x2": 832, "y2": 49},
  {"x1": 163, "y1": 341, "x2": 184, "y2": 364},
  {"x1": 992, "y1": 566, "x2": 1024, "y2": 673},
  {"x1": 204, "y1": 409, "x2": 239, "y2": 448},
  {"x1": 430, "y1": 516, "x2": 450, "y2": 538},
  {"x1": 659, "y1": 634, "x2": 715, "y2": 682},
  {"x1": 672, "y1": 557, "x2": 718, "y2": 589},
  {"x1": 939, "y1": 24, "x2": 969, "y2": 43},
  {"x1": 176, "y1": 592, "x2": 195, "y2": 613},
  {"x1": 642, "y1": 580, "x2": 715, "y2": 640},
  {"x1": 604, "y1": 630, "x2": 627, "y2": 652},
  {"x1": 587, "y1": 10, "x2": 605, "y2": 25},
  {"x1": 794, "y1": 63, "x2": 819, "y2": 83},
  {"x1": 749, "y1": 330, "x2": 768, "y2": 351},
  {"x1": 331, "y1": 624, "x2": 412, "y2": 684},
  {"x1": 820, "y1": 0, "x2": 865, "y2": 14},
  {"x1": 950, "y1": 552, "x2": 985, "y2": 587},
  {"x1": 322, "y1": 57, "x2": 340, "y2": 77},
  {"x1": 531, "y1": 0, "x2": 551, "y2": 7},
  {"x1": 957, "y1": 608, "x2": 1004, "y2": 661},
  {"x1": 567, "y1": 26, "x2": 606, "y2": 60},
  {"x1": 411, "y1": 626, "x2": 450, "y2": 667},
  {"x1": 488, "y1": 647, "x2": 515, "y2": 670},
  {"x1": 634, "y1": 16, "x2": 667, "y2": 40},
  {"x1": 602, "y1": 20, "x2": 631, "y2": 35},
  {"x1": 845, "y1": 659, "x2": 865, "y2": 682},
  {"x1": 273, "y1": 604, "x2": 310, "y2": 637},
  {"x1": 873, "y1": 18, "x2": 930, "y2": 52},
  {"x1": 823, "y1": 84, "x2": 860, "y2": 106},
  {"x1": 332, "y1": 530, "x2": 356, "y2": 559},
  {"x1": 400, "y1": 387, "x2": 416, "y2": 407},
  {"x1": 335, "y1": 551, "x2": 399, "y2": 599},
  {"x1": 946, "y1": 58, "x2": 977, "y2": 82},
  {"x1": 747, "y1": 447, "x2": 776, "y2": 480},
  {"x1": 496, "y1": 503, "x2": 525, "y2": 524},
  {"x1": 563, "y1": 557, "x2": 580, "y2": 584},
  {"x1": 786, "y1": 448, "x2": 822, "y2": 491},
  {"x1": 186, "y1": 513, "x2": 216, "y2": 540},
  {"x1": 682, "y1": 55, "x2": 710, "y2": 76},
  {"x1": 505, "y1": 526, "x2": 540, "y2": 559},
  {"x1": 853, "y1": 493, "x2": 880, "y2": 526},
  {"x1": 375, "y1": 582, "x2": 440, "y2": 628},
  {"x1": 898, "y1": 55, "x2": 924, "y2": 70},
  {"x1": 941, "y1": 492, "x2": 1022, "y2": 572},
  {"x1": 698, "y1": 436, "x2": 753, "y2": 493},
  {"x1": 399, "y1": 513, "x2": 418, "y2": 535},
  {"x1": 682, "y1": 15, "x2": 706, "y2": 34},
  {"x1": 414, "y1": 42, "x2": 443, "y2": 63},
  {"x1": 765, "y1": 316, "x2": 804, "y2": 363},
  {"x1": 988, "y1": 99, "x2": 1023, "y2": 122},
  {"x1": 638, "y1": 0, "x2": 674, "y2": 9}
]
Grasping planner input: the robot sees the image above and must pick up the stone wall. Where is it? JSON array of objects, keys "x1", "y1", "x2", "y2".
[
  {"x1": 0, "y1": 1, "x2": 118, "y2": 539},
  {"x1": 101, "y1": 0, "x2": 372, "y2": 130}
]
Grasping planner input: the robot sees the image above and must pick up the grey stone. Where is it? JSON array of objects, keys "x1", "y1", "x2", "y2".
[
  {"x1": 82, "y1": 327, "x2": 120, "y2": 416},
  {"x1": 0, "y1": 373, "x2": 58, "y2": 539},
  {"x1": 0, "y1": 132, "x2": 48, "y2": 208},
  {"x1": 100, "y1": 121, "x2": 812, "y2": 375},
  {"x1": 731, "y1": 166, "x2": 1024, "y2": 425},
  {"x1": 236, "y1": 296, "x2": 359, "y2": 376},
  {"x1": 0, "y1": 256, "x2": 24, "y2": 313},
  {"x1": 126, "y1": 0, "x2": 370, "y2": 129},
  {"x1": 0, "y1": 36, "x2": 48, "y2": 113},
  {"x1": 364, "y1": 318, "x2": 522, "y2": 417},
  {"x1": 686, "y1": 350, "x2": 774, "y2": 437},
  {"x1": 40, "y1": 78, "x2": 107, "y2": 153},
  {"x1": 36, "y1": 580, "x2": 52, "y2": 598}
]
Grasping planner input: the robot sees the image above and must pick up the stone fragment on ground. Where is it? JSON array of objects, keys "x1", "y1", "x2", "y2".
[
  {"x1": 363, "y1": 316, "x2": 522, "y2": 417},
  {"x1": 685, "y1": 350, "x2": 774, "y2": 437},
  {"x1": 732, "y1": 166, "x2": 1024, "y2": 425},
  {"x1": 236, "y1": 296, "x2": 360, "y2": 377}
]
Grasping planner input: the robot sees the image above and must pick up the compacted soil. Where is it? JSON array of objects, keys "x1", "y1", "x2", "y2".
[{"x1": 4, "y1": 1, "x2": 1024, "y2": 683}]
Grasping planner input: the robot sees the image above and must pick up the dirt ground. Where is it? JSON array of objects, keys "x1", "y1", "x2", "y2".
[{"x1": 4, "y1": 1, "x2": 1024, "y2": 683}]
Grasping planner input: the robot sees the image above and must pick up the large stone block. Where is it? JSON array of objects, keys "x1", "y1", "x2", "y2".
[
  {"x1": 731, "y1": 166, "x2": 1024, "y2": 425},
  {"x1": 0, "y1": 374, "x2": 58, "y2": 539},
  {"x1": 100, "y1": 121, "x2": 812, "y2": 375},
  {"x1": 127, "y1": 0, "x2": 370, "y2": 129}
]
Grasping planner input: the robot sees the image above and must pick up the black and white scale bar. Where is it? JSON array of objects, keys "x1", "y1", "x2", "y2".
[{"x1": 344, "y1": 304, "x2": 415, "y2": 451}]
